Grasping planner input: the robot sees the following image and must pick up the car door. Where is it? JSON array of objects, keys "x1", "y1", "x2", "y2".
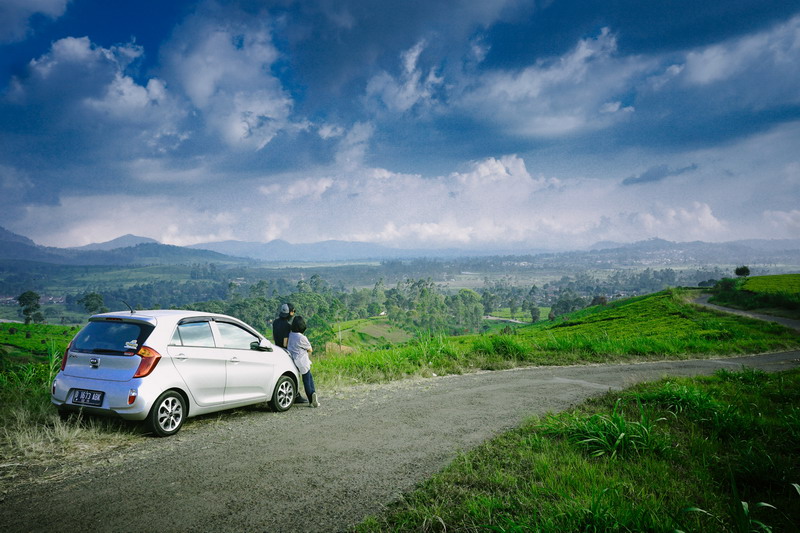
[
  {"x1": 167, "y1": 319, "x2": 226, "y2": 406},
  {"x1": 213, "y1": 320, "x2": 275, "y2": 404}
]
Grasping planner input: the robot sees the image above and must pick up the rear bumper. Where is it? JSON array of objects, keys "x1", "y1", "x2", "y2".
[{"x1": 51, "y1": 375, "x2": 158, "y2": 421}]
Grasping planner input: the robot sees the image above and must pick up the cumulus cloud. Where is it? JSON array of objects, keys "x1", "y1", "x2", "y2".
[
  {"x1": 0, "y1": 0, "x2": 69, "y2": 43},
  {"x1": 5, "y1": 36, "x2": 186, "y2": 153},
  {"x1": 163, "y1": 13, "x2": 293, "y2": 150},
  {"x1": 454, "y1": 28, "x2": 650, "y2": 138}
]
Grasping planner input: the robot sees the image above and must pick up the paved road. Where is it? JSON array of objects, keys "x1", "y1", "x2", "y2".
[
  {"x1": 3, "y1": 349, "x2": 799, "y2": 533},
  {"x1": 693, "y1": 294, "x2": 800, "y2": 331}
]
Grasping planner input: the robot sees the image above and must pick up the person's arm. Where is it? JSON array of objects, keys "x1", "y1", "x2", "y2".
[{"x1": 283, "y1": 337, "x2": 288, "y2": 348}]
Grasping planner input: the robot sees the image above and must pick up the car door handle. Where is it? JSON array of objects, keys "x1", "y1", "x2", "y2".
[
  {"x1": 230, "y1": 357, "x2": 239, "y2": 364},
  {"x1": 174, "y1": 353, "x2": 188, "y2": 361}
]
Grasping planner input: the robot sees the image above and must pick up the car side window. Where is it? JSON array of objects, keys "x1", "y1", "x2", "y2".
[
  {"x1": 176, "y1": 321, "x2": 216, "y2": 347},
  {"x1": 216, "y1": 322, "x2": 259, "y2": 350},
  {"x1": 169, "y1": 328, "x2": 182, "y2": 346}
]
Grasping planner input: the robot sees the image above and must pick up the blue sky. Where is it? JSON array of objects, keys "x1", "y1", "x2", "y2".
[{"x1": 1, "y1": 0, "x2": 798, "y2": 250}]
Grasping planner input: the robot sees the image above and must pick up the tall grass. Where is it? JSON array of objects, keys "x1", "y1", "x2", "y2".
[
  {"x1": 356, "y1": 368, "x2": 800, "y2": 532},
  {"x1": 0, "y1": 342, "x2": 137, "y2": 486}
]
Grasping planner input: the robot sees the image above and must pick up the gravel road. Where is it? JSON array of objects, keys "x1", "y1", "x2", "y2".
[{"x1": 3, "y1": 348, "x2": 799, "y2": 533}]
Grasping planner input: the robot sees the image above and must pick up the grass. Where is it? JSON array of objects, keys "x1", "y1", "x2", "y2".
[
  {"x1": 356, "y1": 368, "x2": 800, "y2": 532},
  {"x1": 711, "y1": 274, "x2": 800, "y2": 320},
  {"x1": 743, "y1": 274, "x2": 800, "y2": 295},
  {"x1": 0, "y1": 341, "x2": 139, "y2": 488},
  {"x1": 0, "y1": 322, "x2": 74, "y2": 360},
  {"x1": 312, "y1": 288, "x2": 799, "y2": 387},
  {"x1": 332, "y1": 317, "x2": 413, "y2": 349}
]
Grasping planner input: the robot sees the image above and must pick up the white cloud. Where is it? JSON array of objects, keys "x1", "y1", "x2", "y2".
[
  {"x1": 164, "y1": 17, "x2": 293, "y2": 150},
  {"x1": 763, "y1": 210, "x2": 800, "y2": 237},
  {"x1": 684, "y1": 16, "x2": 800, "y2": 87},
  {"x1": 6, "y1": 36, "x2": 186, "y2": 152},
  {"x1": 259, "y1": 177, "x2": 335, "y2": 202},
  {"x1": 18, "y1": 194, "x2": 240, "y2": 247},
  {"x1": 366, "y1": 40, "x2": 444, "y2": 113},
  {"x1": 0, "y1": 0, "x2": 69, "y2": 43},
  {"x1": 456, "y1": 28, "x2": 648, "y2": 137}
]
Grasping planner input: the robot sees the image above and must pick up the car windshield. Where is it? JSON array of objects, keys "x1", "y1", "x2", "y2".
[{"x1": 71, "y1": 320, "x2": 155, "y2": 355}]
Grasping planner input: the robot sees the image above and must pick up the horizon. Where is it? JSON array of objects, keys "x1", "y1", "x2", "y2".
[
  {"x1": 5, "y1": 224, "x2": 800, "y2": 256},
  {"x1": 1, "y1": 1, "x2": 799, "y2": 250}
]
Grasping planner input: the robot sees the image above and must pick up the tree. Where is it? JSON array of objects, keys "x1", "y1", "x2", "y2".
[
  {"x1": 734, "y1": 266, "x2": 750, "y2": 278},
  {"x1": 78, "y1": 292, "x2": 108, "y2": 314},
  {"x1": 529, "y1": 306, "x2": 541, "y2": 323},
  {"x1": 17, "y1": 291, "x2": 42, "y2": 324}
]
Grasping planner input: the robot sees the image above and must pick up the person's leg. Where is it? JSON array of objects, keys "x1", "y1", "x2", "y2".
[{"x1": 303, "y1": 372, "x2": 319, "y2": 407}]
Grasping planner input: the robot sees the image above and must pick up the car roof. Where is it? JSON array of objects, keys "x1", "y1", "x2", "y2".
[{"x1": 89, "y1": 309, "x2": 239, "y2": 325}]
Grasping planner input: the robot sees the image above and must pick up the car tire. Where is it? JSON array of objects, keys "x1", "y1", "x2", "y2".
[
  {"x1": 147, "y1": 391, "x2": 186, "y2": 437},
  {"x1": 269, "y1": 375, "x2": 295, "y2": 412}
]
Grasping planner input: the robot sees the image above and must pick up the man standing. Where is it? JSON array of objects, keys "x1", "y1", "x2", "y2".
[{"x1": 271, "y1": 303, "x2": 308, "y2": 404}]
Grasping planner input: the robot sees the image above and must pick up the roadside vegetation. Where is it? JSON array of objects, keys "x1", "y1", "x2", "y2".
[
  {"x1": 710, "y1": 273, "x2": 800, "y2": 320},
  {"x1": 356, "y1": 367, "x2": 800, "y2": 532}
]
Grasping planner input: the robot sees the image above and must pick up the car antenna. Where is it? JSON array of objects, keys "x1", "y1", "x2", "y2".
[{"x1": 122, "y1": 301, "x2": 135, "y2": 314}]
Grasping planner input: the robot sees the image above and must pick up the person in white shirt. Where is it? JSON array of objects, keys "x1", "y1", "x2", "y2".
[{"x1": 286, "y1": 315, "x2": 319, "y2": 408}]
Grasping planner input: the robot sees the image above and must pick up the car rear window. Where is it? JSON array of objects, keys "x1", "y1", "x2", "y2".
[{"x1": 72, "y1": 320, "x2": 155, "y2": 355}]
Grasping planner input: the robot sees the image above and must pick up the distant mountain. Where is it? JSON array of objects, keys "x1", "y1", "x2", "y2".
[
  {"x1": 187, "y1": 239, "x2": 544, "y2": 261},
  {"x1": 0, "y1": 226, "x2": 246, "y2": 266},
  {"x1": 72, "y1": 234, "x2": 159, "y2": 251},
  {"x1": 0, "y1": 226, "x2": 36, "y2": 247},
  {"x1": 2, "y1": 225, "x2": 799, "y2": 267},
  {"x1": 585, "y1": 237, "x2": 800, "y2": 266}
]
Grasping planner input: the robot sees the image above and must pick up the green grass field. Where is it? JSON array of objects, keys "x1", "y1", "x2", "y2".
[
  {"x1": 743, "y1": 273, "x2": 800, "y2": 294},
  {"x1": 313, "y1": 289, "x2": 799, "y2": 386},
  {"x1": 333, "y1": 317, "x2": 413, "y2": 349}
]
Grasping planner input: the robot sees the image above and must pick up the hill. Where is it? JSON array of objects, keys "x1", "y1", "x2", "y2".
[
  {"x1": 71, "y1": 234, "x2": 159, "y2": 251},
  {"x1": 0, "y1": 226, "x2": 246, "y2": 266}
]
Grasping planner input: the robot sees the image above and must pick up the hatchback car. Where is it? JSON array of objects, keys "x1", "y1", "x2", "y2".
[{"x1": 52, "y1": 310, "x2": 300, "y2": 436}]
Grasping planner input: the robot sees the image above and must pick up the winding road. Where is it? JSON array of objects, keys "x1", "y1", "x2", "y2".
[{"x1": 2, "y1": 302, "x2": 799, "y2": 532}]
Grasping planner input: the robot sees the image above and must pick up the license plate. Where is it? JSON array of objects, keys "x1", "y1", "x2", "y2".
[{"x1": 72, "y1": 389, "x2": 104, "y2": 407}]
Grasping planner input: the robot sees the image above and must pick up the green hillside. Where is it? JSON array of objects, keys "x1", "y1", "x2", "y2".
[
  {"x1": 314, "y1": 288, "x2": 799, "y2": 385},
  {"x1": 711, "y1": 273, "x2": 800, "y2": 319},
  {"x1": 742, "y1": 272, "x2": 800, "y2": 294}
]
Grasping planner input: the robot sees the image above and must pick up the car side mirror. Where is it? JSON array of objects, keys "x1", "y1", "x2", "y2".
[{"x1": 251, "y1": 338, "x2": 274, "y2": 352}]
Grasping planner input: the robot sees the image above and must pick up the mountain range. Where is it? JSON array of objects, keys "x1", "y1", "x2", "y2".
[{"x1": 1, "y1": 226, "x2": 799, "y2": 267}]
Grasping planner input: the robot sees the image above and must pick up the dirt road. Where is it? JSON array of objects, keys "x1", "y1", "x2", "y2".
[{"x1": 3, "y1": 349, "x2": 799, "y2": 533}]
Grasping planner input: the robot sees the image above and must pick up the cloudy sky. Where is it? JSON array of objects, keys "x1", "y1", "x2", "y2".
[{"x1": 1, "y1": 0, "x2": 798, "y2": 251}]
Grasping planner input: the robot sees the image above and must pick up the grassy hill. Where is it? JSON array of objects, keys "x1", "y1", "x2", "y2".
[
  {"x1": 314, "y1": 288, "x2": 799, "y2": 385},
  {"x1": 711, "y1": 273, "x2": 800, "y2": 319},
  {"x1": 742, "y1": 272, "x2": 800, "y2": 294}
]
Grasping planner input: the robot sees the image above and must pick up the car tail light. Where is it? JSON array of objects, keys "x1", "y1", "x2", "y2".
[
  {"x1": 133, "y1": 346, "x2": 161, "y2": 378},
  {"x1": 60, "y1": 342, "x2": 72, "y2": 371},
  {"x1": 128, "y1": 389, "x2": 138, "y2": 405}
]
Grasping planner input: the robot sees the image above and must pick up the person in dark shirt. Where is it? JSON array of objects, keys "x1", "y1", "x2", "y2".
[
  {"x1": 272, "y1": 302, "x2": 295, "y2": 349},
  {"x1": 271, "y1": 302, "x2": 307, "y2": 404}
]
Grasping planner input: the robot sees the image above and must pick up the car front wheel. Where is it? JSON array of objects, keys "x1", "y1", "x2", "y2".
[
  {"x1": 270, "y1": 375, "x2": 295, "y2": 412},
  {"x1": 147, "y1": 391, "x2": 186, "y2": 437}
]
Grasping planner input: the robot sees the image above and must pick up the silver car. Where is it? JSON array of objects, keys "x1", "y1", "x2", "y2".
[{"x1": 52, "y1": 310, "x2": 300, "y2": 436}]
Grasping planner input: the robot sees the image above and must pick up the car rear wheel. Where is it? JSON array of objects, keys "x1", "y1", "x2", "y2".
[
  {"x1": 270, "y1": 375, "x2": 295, "y2": 412},
  {"x1": 147, "y1": 391, "x2": 186, "y2": 437}
]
